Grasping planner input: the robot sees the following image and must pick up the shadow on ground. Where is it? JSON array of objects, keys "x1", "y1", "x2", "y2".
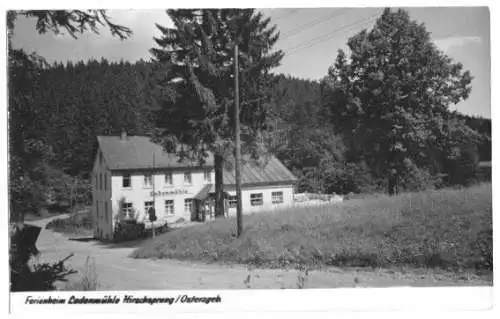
[
  {"x1": 68, "y1": 236, "x2": 149, "y2": 249},
  {"x1": 68, "y1": 227, "x2": 180, "y2": 249},
  {"x1": 69, "y1": 237, "x2": 95, "y2": 242},
  {"x1": 94, "y1": 238, "x2": 152, "y2": 249}
]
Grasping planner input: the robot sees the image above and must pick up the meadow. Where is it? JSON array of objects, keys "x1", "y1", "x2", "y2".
[{"x1": 132, "y1": 184, "x2": 492, "y2": 273}]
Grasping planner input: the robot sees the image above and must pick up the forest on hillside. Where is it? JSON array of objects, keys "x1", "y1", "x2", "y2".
[
  {"x1": 10, "y1": 60, "x2": 491, "y2": 199},
  {"x1": 9, "y1": 8, "x2": 491, "y2": 221}
]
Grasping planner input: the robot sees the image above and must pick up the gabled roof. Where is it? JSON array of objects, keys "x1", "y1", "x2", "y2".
[
  {"x1": 97, "y1": 135, "x2": 213, "y2": 170},
  {"x1": 223, "y1": 156, "x2": 297, "y2": 186},
  {"x1": 96, "y1": 135, "x2": 297, "y2": 186}
]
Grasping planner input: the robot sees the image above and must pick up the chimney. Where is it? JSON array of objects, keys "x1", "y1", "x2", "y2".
[{"x1": 121, "y1": 129, "x2": 127, "y2": 140}]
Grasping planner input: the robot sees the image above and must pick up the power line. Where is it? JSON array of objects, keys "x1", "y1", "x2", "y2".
[
  {"x1": 284, "y1": 13, "x2": 379, "y2": 55},
  {"x1": 279, "y1": 9, "x2": 350, "y2": 41},
  {"x1": 272, "y1": 8, "x2": 300, "y2": 21},
  {"x1": 283, "y1": 13, "x2": 380, "y2": 57}
]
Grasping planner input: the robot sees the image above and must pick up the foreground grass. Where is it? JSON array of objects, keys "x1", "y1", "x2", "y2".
[
  {"x1": 62, "y1": 256, "x2": 99, "y2": 291},
  {"x1": 131, "y1": 184, "x2": 492, "y2": 273}
]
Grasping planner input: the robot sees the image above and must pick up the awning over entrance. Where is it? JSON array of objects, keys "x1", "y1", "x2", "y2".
[
  {"x1": 194, "y1": 184, "x2": 214, "y2": 201},
  {"x1": 193, "y1": 184, "x2": 231, "y2": 201}
]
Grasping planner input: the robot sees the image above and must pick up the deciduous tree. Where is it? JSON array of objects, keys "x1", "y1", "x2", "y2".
[{"x1": 322, "y1": 8, "x2": 477, "y2": 194}]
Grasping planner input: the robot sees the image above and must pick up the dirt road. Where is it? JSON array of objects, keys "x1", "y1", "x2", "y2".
[{"x1": 28, "y1": 216, "x2": 491, "y2": 291}]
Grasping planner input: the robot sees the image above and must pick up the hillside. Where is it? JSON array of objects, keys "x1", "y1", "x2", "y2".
[{"x1": 132, "y1": 183, "x2": 492, "y2": 274}]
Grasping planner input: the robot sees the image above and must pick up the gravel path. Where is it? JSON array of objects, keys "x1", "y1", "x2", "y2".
[{"x1": 27, "y1": 216, "x2": 491, "y2": 291}]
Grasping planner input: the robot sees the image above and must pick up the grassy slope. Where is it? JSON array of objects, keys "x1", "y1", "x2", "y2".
[{"x1": 131, "y1": 184, "x2": 492, "y2": 272}]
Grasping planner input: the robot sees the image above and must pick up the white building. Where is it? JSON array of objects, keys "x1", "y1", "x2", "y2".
[{"x1": 92, "y1": 133, "x2": 297, "y2": 240}]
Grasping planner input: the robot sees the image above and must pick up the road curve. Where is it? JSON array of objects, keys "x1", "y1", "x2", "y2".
[{"x1": 27, "y1": 216, "x2": 491, "y2": 291}]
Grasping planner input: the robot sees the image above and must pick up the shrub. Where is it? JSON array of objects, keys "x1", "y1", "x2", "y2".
[
  {"x1": 446, "y1": 144, "x2": 480, "y2": 186},
  {"x1": 322, "y1": 162, "x2": 375, "y2": 194},
  {"x1": 144, "y1": 222, "x2": 169, "y2": 237},
  {"x1": 299, "y1": 161, "x2": 376, "y2": 195},
  {"x1": 10, "y1": 223, "x2": 77, "y2": 291},
  {"x1": 45, "y1": 209, "x2": 93, "y2": 235},
  {"x1": 113, "y1": 220, "x2": 146, "y2": 242},
  {"x1": 399, "y1": 160, "x2": 440, "y2": 192}
]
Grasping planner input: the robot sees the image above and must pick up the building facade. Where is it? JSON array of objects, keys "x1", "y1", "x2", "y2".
[{"x1": 92, "y1": 133, "x2": 297, "y2": 240}]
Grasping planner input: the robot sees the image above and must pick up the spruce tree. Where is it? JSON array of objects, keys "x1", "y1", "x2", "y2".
[{"x1": 151, "y1": 9, "x2": 283, "y2": 216}]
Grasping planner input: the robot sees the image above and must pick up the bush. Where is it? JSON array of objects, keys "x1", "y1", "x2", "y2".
[
  {"x1": 45, "y1": 209, "x2": 93, "y2": 235},
  {"x1": 321, "y1": 163, "x2": 363, "y2": 194},
  {"x1": 399, "y1": 160, "x2": 440, "y2": 192},
  {"x1": 144, "y1": 222, "x2": 169, "y2": 237},
  {"x1": 446, "y1": 144, "x2": 480, "y2": 186},
  {"x1": 113, "y1": 220, "x2": 146, "y2": 242},
  {"x1": 299, "y1": 161, "x2": 376, "y2": 195},
  {"x1": 10, "y1": 223, "x2": 77, "y2": 291},
  {"x1": 131, "y1": 184, "x2": 492, "y2": 273}
]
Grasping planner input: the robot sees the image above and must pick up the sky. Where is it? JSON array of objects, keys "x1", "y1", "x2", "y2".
[{"x1": 10, "y1": 7, "x2": 491, "y2": 118}]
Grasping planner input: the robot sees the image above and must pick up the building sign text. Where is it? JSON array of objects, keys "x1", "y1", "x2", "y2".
[{"x1": 150, "y1": 189, "x2": 188, "y2": 197}]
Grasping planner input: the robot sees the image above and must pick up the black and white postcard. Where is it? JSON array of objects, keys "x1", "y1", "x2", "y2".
[{"x1": 4, "y1": 1, "x2": 495, "y2": 316}]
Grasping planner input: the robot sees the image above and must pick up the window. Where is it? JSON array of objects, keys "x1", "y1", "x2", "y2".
[
  {"x1": 184, "y1": 172, "x2": 192, "y2": 185},
  {"x1": 99, "y1": 173, "x2": 102, "y2": 190},
  {"x1": 184, "y1": 198, "x2": 193, "y2": 213},
  {"x1": 104, "y1": 201, "x2": 108, "y2": 221},
  {"x1": 164, "y1": 172, "x2": 173, "y2": 186},
  {"x1": 95, "y1": 201, "x2": 99, "y2": 219},
  {"x1": 122, "y1": 174, "x2": 131, "y2": 188},
  {"x1": 144, "y1": 201, "x2": 154, "y2": 214},
  {"x1": 94, "y1": 175, "x2": 97, "y2": 189},
  {"x1": 272, "y1": 191, "x2": 284, "y2": 204},
  {"x1": 228, "y1": 195, "x2": 238, "y2": 208},
  {"x1": 144, "y1": 174, "x2": 153, "y2": 188},
  {"x1": 122, "y1": 202, "x2": 133, "y2": 218},
  {"x1": 104, "y1": 173, "x2": 107, "y2": 190},
  {"x1": 165, "y1": 200, "x2": 174, "y2": 215},
  {"x1": 203, "y1": 169, "x2": 212, "y2": 183},
  {"x1": 250, "y1": 193, "x2": 263, "y2": 206}
]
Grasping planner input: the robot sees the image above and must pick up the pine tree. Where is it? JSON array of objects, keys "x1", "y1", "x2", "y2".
[{"x1": 151, "y1": 9, "x2": 283, "y2": 216}]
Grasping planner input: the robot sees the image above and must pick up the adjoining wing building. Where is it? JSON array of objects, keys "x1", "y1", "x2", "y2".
[{"x1": 92, "y1": 132, "x2": 297, "y2": 240}]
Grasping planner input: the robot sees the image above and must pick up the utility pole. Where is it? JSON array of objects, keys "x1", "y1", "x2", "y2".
[
  {"x1": 234, "y1": 43, "x2": 243, "y2": 237},
  {"x1": 152, "y1": 152, "x2": 156, "y2": 238}
]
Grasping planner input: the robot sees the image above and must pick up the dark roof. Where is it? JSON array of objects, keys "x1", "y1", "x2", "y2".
[
  {"x1": 97, "y1": 135, "x2": 213, "y2": 170},
  {"x1": 193, "y1": 184, "x2": 212, "y2": 201},
  {"x1": 194, "y1": 184, "x2": 230, "y2": 201},
  {"x1": 223, "y1": 156, "x2": 297, "y2": 186},
  {"x1": 97, "y1": 135, "x2": 297, "y2": 186}
]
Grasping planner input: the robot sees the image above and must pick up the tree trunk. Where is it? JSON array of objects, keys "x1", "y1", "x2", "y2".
[
  {"x1": 388, "y1": 174, "x2": 399, "y2": 196},
  {"x1": 388, "y1": 175, "x2": 396, "y2": 196},
  {"x1": 214, "y1": 153, "x2": 224, "y2": 218}
]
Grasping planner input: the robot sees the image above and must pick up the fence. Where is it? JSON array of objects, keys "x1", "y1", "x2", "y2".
[{"x1": 293, "y1": 192, "x2": 344, "y2": 204}]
